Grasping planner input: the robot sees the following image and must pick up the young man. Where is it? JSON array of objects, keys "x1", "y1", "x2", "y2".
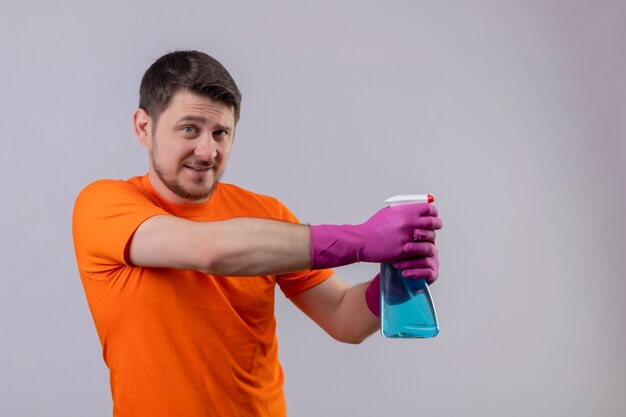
[{"x1": 72, "y1": 50, "x2": 442, "y2": 417}]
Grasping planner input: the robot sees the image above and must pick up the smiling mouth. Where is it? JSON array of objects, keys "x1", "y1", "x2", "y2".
[
  {"x1": 183, "y1": 164, "x2": 214, "y2": 172},
  {"x1": 185, "y1": 165, "x2": 209, "y2": 172}
]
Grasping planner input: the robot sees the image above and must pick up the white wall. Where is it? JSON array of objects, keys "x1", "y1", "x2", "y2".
[{"x1": 1, "y1": 1, "x2": 624, "y2": 416}]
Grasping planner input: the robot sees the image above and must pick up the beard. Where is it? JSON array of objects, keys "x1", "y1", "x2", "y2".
[{"x1": 151, "y1": 148, "x2": 223, "y2": 201}]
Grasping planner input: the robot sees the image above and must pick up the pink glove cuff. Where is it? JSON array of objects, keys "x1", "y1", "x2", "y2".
[
  {"x1": 365, "y1": 274, "x2": 381, "y2": 317},
  {"x1": 309, "y1": 224, "x2": 361, "y2": 269}
]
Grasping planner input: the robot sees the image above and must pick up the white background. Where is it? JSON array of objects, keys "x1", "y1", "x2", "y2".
[{"x1": 1, "y1": 1, "x2": 625, "y2": 416}]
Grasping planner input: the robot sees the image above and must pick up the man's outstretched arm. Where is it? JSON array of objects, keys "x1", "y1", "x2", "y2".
[{"x1": 129, "y1": 202, "x2": 441, "y2": 276}]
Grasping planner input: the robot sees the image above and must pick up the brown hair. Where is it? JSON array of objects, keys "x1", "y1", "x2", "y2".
[{"x1": 139, "y1": 50, "x2": 242, "y2": 124}]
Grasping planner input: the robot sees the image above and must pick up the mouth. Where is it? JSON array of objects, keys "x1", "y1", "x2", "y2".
[{"x1": 183, "y1": 164, "x2": 213, "y2": 173}]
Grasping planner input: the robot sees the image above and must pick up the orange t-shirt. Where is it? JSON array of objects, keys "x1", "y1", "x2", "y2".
[{"x1": 72, "y1": 175, "x2": 333, "y2": 417}]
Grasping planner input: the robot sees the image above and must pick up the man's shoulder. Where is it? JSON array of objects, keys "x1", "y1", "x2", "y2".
[
  {"x1": 217, "y1": 182, "x2": 293, "y2": 219},
  {"x1": 75, "y1": 176, "x2": 150, "y2": 207},
  {"x1": 79, "y1": 176, "x2": 142, "y2": 193}
]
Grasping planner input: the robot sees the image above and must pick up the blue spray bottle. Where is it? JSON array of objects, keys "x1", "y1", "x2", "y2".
[{"x1": 381, "y1": 194, "x2": 439, "y2": 338}]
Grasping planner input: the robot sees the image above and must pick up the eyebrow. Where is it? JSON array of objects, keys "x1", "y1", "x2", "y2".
[
  {"x1": 176, "y1": 115, "x2": 232, "y2": 131},
  {"x1": 176, "y1": 115, "x2": 208, "y2": 124}
]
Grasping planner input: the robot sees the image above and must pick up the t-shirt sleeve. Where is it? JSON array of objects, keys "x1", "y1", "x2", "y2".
[
  {"x1": 270, "y1": 200, "x2": 334, "y2": 298},
  {"x1": 72, "y1": 180, "x2": 169, "y2": 278}
]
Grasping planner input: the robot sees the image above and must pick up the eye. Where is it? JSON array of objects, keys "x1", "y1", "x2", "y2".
[
  {"x1": 213, "y1": 130, "x2": 228, "y2": 140},
  {"x1": 182, "y1": 125, "x2": 199, "y2": 136}
]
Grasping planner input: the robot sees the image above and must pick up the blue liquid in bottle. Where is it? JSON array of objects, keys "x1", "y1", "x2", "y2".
[{"x1": 380, "y1": 262, "x2": 439, "y2": 338}]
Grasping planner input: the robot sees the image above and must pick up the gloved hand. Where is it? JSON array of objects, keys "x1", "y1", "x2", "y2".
[
  {"x1": 365, "y1": 244, "x2": 440, "y2": 317},
  {"x1": 392, "y1": 243, "x2": 440, "y2": 285},
  {"x1": 310, "y1": 203, "x2": 442, "y2": 269}
]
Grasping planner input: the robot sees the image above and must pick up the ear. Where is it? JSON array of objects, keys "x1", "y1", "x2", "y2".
[{"x1": 133, "y1": 108, "x2": 153, "y2": 148}]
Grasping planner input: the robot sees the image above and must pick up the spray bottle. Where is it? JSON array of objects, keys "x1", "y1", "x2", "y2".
[{"x1": 381, "y1": 194, "x2": 439, "y2": 338}]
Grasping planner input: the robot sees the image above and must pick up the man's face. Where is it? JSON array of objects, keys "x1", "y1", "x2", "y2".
[{"x1": 136, "y1": 90, "x2": 236, "y2": 204}]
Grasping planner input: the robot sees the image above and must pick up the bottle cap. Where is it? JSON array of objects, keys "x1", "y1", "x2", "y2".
[{"x1": 385, "y1": 194, "x2": 435, "y2": 207}]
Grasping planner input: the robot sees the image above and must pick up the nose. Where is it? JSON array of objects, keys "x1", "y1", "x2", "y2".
[{"x1": 194, "y1": 133, "x2": 219, "y2": 161}]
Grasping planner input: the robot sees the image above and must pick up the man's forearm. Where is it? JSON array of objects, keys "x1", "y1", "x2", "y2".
[
  {"x1": 290, "y1": 276, "x2": 380, "y2": 344},
  {"x1": 199, "y1": 217, "x2": 312, "y2": 275},
  {"x1": 130, "y1": 215, "x2": 313, "y2": 275},
  {"x1": 331, "y1": 281, "x2": 381, "y2": 343}
]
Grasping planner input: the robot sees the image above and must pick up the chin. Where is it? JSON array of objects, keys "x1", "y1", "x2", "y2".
[{"x1": 184, "y1": 183, "x2": 217, "y2": 200}]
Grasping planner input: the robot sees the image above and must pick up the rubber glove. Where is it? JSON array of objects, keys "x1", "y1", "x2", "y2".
[
  {"x1": 392, "y1": 244, "x2": 440, "y2": 285},
  {"x1": 364, "y1": 246, "x2": 440, "y2": 317},
  {"x1": 310, "y1": 203, "x2": 442, "y2": 269},
  {"x1": 365, "y1": 274, "x2": 382, "y2": 317},
  {"x1": 364, "y1": 225, "x2": 440, "y2": 316}
]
